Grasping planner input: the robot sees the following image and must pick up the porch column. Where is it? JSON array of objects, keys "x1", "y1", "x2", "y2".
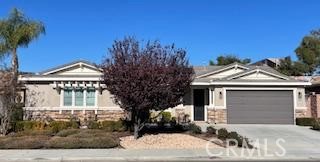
[{"x1": 209, "y1": 87, "x2": 213, "y2": 107}]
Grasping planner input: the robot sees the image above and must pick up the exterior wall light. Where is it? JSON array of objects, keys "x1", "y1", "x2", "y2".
[
  {"x1": 298, "y1": 91, "x2": 302, "y2": 99},
  {"x1": 219, "y1": 91, "x2": 223, "y2": 99}
]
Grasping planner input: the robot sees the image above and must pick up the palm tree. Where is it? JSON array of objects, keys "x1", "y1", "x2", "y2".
[{"x1": 0, "y1": 8, "x2": 45, "y2": 83}]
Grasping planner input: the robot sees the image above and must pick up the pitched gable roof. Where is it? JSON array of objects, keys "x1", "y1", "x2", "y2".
[
  {"x1": 195, "y1": 62, "x2": 249, "y2": 78},
  {"x1": 40, "y1": 60, "x2": 102, "y2": 75},
  {"x1": 224, "y1": 66, "x2": 290, "y2": 80}
]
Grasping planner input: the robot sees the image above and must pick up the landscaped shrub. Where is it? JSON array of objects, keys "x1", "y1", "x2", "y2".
[
  {"x1": 14, "y1": 121, "x2": 46, "y2": 132},
  {"x1": 56, "y1": 129, "x2": 80, "y2": 137},
  {"x1": 148, "y1": 112, "x2": 157, "y2": 123},
  {"x1": 0, "y1": 136, "x2": 49, "y2": 149},
  {"x1": 207, "y1": 126, "x2": 216, "y2": 134},
  {"x1": 69, "y1": 121, "x2": 80, "y2": 129},
  {"x1": 10, "y1": 103, "x2": 24, "y2": 128},
  {"x1": 0, "y1": 129, "x2": 120, "y2": 149},
  {"x1": 113, "y1": 120, "x2": 125, "y2": 131},
  {"x1": 100, "y1": 121, "x2": 115, "y2": 131},
  {"x1": 87, "y1": 120, "x2": 100, "y2": 129},
  {"x1": 227, "y1": 131, "x2": 240, "y2": 146},
  {"x1": 169, "y1": 117, "x2": 177, "y2": 126},
  {"x1": 160, "y1": 112, "x2": 172, "y2": 123},
  {"x1": 189, "y1": 123, "x2": 202, "y2": 134},
  {"x1": 12, "y1": 130, "x2": 54, "y2": 137},
  {"x1": 49, "y1": 121, "x2": 79, "y2": 133},
  {"x1": 49, "y1": 121, "x2": 68, "y2": 133},
  {"x1": 214, "y1": 129, "x2": 253, "y2": 148},
  {"x1": 312, "y1": 119, "x2": 320, "y2": 130},
  {"x1": 68, "y1": 129, "x2": 106, "y2": 138},
  {"x1": 296, "y1": 118, "x2": 317, "y2": 126},
  {"x1": 100, "y1": 120, "x2": 125, "y2": 132},
  {"x1": 217, "y1": 128, "x2": 229, "y2": 140},
  {"x1": 46, "y1": 136, "x2": 119, "y2": 149}
]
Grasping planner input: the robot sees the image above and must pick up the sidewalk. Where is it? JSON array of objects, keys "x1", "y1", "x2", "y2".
[{"x1": 0, "y1": 148, "x2": 319, "y2": 162}]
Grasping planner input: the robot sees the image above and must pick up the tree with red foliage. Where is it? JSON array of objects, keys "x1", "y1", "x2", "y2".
[{"x1": 102, "y1": 37, "x2": 194, "y2": 139}]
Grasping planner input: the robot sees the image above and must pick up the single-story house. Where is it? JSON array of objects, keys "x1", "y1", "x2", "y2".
[{"x1": 19, "y1": 60, "x2": 310, "y2": 124}]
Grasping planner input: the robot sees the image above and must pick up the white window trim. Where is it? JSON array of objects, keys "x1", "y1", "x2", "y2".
[{"x1": 61, "y1": 88, "x2": 97, "y2": 107}]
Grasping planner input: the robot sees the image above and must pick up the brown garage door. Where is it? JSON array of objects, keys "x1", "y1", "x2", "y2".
[{"x1": 226, "y1": 90, "x2": 294, "y2": 124}]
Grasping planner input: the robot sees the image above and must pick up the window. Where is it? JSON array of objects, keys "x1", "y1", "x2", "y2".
[
  {"x1": 75, "y1": 88, "x2": 84, "y2": 106},
  {"x1": 62, "y1": 87, "x2": 96, "y2": 107},
  {"x1": 63, "y1": 88, "x2": 72, "y2": 106},
  {"x1": 86, "y1": 88, "x2": 95, "y2": 106}
]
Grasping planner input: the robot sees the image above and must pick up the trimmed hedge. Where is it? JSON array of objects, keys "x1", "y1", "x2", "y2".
[
  {"x1": 15, "y1": 121, "x2": 80, "y2": 133},
  {"x1": 0, "y1": 129, "x2": 119, "y2": 149},
  {"x1": 100, "y1": 120, "x2": 125, "y2": 132},
  {"x1": 296, "y1": 118, "x2": 317, "y2": 126},
  {"x1": 15, "y1": 121, "x2": 47, "y2": 132},
  {"x1": 46, "y1": 136, "x2": 119, "y2": 149},
  {"x1": 87, "y1": 120, "x2": 100, "y2": 129},
  {"x1": 49, "y1": 121, "x2": 77, "y2": 133}
]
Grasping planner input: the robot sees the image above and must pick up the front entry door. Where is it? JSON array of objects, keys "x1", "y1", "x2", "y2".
[{"x1": 193, "y1": 89, "x2": 205, "y2": 121}]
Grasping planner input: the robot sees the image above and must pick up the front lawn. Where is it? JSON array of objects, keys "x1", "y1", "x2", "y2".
[{"x1": 0, "y1": 129, "x2": 129, "y2": 149}]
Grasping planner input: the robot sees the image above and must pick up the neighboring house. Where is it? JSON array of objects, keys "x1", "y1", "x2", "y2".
[
  {"x1": 251, "y1": 57, "x2": 284, "y2": 68},
  {"x1": 296, "y1": 76, "x2": 320, "y2": 118},
  {"x1": 19, "y1": 60, "x2": 310, "y2": 124}
]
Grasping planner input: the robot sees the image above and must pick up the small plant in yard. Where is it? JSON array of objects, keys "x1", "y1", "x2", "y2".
[
  {"x1": 100, "y1": 120, "x2": 125, "y2": 132},
  {"x1": 15, "y1": 121, "x2": 47, "y2": 132},
  {"x1": 87, "y1": 120, "x2": 100, "y2": 129},
  {"x1": 215, "y1": 128, "x2": 253, "y2": 148},
  {"x1": 189, "y1": 123, "x2": 202, "y2": 134},
  {"x1": 227, "y1": 131, "x2": 240, "y2": 146},
  {"x1": 296, "y1": 118, "x2": 317, "y2": 126},
  {"x1": 160, "y1": 112, "x2": 172, "y2": 123},
  {"x1": 217, "y1": 128, "x2": 229, "y2": 140},
  {"x1": 49, "y1": 121, "x2": 79, "y2": 133},
  {"x1": 206, "y1": 126, "x2": 216, "y2": 134},
  {"x1": 169, "y1": 117, "x2": 177, "y2": 127},
  {"x1": 312, "y1": 119, "x2": 320, "y2": 130}
]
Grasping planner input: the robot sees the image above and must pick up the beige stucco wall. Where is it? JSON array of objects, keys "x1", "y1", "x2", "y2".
[
  {"x1": 25, "y1": 84, "x2": 60, "y2": 107},
  {"x1": 98, "y1": 90, "x2": 119, "y2": 107},
  {"x1": 214, "y1": 87, "x2": 224, "y2": 107},
  {"x1": 296, "y1": 87, "x2": 306, "y2": 108}
]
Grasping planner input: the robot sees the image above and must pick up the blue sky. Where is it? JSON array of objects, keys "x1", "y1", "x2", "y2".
[{"x1": 1, "y1": 0, "x2": 319, "y2": 72}]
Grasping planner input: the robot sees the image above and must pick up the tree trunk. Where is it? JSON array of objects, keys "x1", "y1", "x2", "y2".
[
  {"x1": 0, "y1": 48, "x2": 18, "y2": 136},
  {"x1": 134, "y1": 122, "x2": 139, "y2": 139},
  {"x1": 133, "y1": 111, "x2": 140, "y2": 139},
  {"x1": 11, "y1": 48, "x2": 19, "y2": 85}
]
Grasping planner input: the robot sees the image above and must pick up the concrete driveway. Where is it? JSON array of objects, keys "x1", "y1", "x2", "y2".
[{"x1": 201, "y1": 124, "x2": 320, "y2": 158}]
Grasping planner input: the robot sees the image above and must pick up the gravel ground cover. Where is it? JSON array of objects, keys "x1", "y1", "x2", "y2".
[{"x1": 120, "y1": 133, "x2": 220, "y2": 149}]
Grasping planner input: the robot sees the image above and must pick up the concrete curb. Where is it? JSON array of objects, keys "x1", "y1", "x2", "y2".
[{"x1": 0, "y1": 149, "x2": 319, "y2": 162}]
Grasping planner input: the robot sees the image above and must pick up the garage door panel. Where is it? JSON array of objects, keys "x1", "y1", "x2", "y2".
[{"x1": 227, "y1": 90, "x2": 294, "y2": 124}]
